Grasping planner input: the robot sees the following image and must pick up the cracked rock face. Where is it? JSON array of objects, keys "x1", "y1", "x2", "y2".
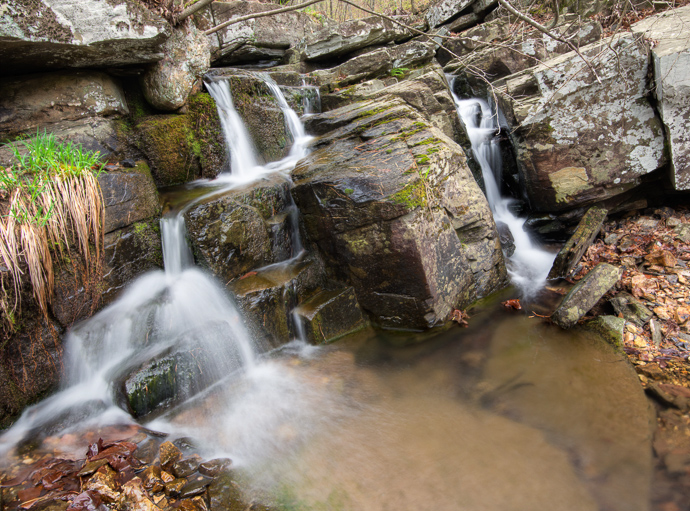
[
  {"x1": 0, "y1": 0, "x2": 171, "y2": 76},
  {"x1": 633, "y1": 5, "x2": 690, "y2": 191},
  {"x1": 498, "y1": 33, "x2": 666, "y2": 212}
]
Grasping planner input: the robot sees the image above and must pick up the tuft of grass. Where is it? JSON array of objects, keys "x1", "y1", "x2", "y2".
[{"x1": 0, "y1": 131, "x2": 104, "y2": 330}]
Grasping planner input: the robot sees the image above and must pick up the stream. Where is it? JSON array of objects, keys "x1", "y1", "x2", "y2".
[{"x1": 0, "y1": 74, "x2": 654, "y2": 511}]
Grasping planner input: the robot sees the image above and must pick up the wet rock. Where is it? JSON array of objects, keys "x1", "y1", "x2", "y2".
[
  {"x1": 548, "y1": 206, "x2": 607, "y2": 280},
  {"x1": 101, "y1": 219, "x2": 163, "y2": 306},
  {"x1": 77, "y1": 459, "x2": 110, "y2": 478},
  {"x1": 294, "y1": 287, "x2": 368, "y2": 344},
  {"x1": 552, "y1": 263, "x2": 622, "y2": 329},
  {"x1": 84, "y1": 466, "x2": 120, "y2": 503},
  {"x1": 67, "y1": 491, "x2": 108, "y2": 511},
  {"x1": 0, "y1": 71, "x2": 127, "y2": 141},
  {"x1": 159, "y1": 442, "x2": 182, "y2": 470},
  {"x1": 293, "y1": 97, "x2": 506, "y2": 329},
  {"x1": 497, "y1": 33, "x2": 665, "y2": 212},
  {"x1": 301, "y1": 15, "x2": 412, "y2": 61},
  {"x1": 583, "y1": 315, "x2": 625, "y2": 348},
  {"x1": 0, "y1": 0, "x2": 171, "y2": 76},
  {"x1": 141, "y1": 465, "x2": 164, "y2": 493},
  {"x1": 229, "y1": 254, "x2": 327, "y2": 349},
  {"x1": 172, "y1": 457, "x2": 201, "y2": 479},
  {"x1": 610, "y1": 292, "x2": 653, "y2": 327},
  {"x1": 0, "y1": 315, "x2": 63, "y2": 428},
  {"x1": 178, "y1": 475, "x2": 214, "y2": 498},
  {"x1": 142, "y1": 20, "x2": 210, "y2": 111},
  {"x1": 185, "y1": 174, "x2": 294, "y2": 284},
  {"x1": 164, "y1": 479, "x2": 186, "y2": 498},
  {"x1": 647, "y1": 382, "x2": 690, "y2": 412},
  {"x1": 99, "y1": 164, "x2": 160, "y2": 235},
  {"x1": 198, "y1": 459, "x2": 232, "y2": 478},
  {"x1": 496, "y1": 221, "x2": 515, "y2": 257},
  {"x1": 122, "y1": 477, "x2": 160, "y2": 511},
  {"x1": 197, "y1": 1, "x2": 321, "y2": 66},
  {"x1": 632, "y1": 6, "x2": 690, "y2": 191},
  {"x1": 207, "y1": 470, "x2": 247, "y2": 511}
]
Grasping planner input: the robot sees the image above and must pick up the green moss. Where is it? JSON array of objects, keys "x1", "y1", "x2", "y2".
[
  {"x1": 358, "y1": 104, "x2": 394, "y2": 119},
  {"x1": 344, "y1": 188, "x2": 354, "y2": 195},
  {"x1": 415, "y1": 154, "x2": 430, "y2": 165},
  {"x1": 389, "y1": 179, "x2": 427, "y2": 209}
]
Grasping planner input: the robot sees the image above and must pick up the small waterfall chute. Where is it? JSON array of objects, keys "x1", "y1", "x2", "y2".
[{"x1": 450, "y1": 87, "x2": 555, "y2": 297}]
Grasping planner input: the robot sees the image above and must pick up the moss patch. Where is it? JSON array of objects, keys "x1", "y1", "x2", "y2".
[{"x1": 389, "y1": 179, "x2": 427, "y2": 210}]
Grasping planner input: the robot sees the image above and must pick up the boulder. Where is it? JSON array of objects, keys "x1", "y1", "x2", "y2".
[
  {"x1": 427, "y1": 0, "x2": 481, "y2": 28},
  {"x1": 99, "y1": 163, "x2": 160, "y2": 234},
  {"x1": 293, "y1": 97, "x2": 506, "y2": 329},
  {"x1": 301, "y1": 15, "x2": 413, "y2": 61},
  {"x1": 134, "y1": 92, "x2": 225, "y2": 187},
  {"x1": 583, "y1": 315, "x2": 625, "y2": 348},
  {"x1": 547, "y1": 206, "x2": 607, "y2": 279},
  {"x1": 195, "y1": 1, "x2": 322, "y2": 66},
  {"x1": 185, "y1": 174, "x2": 295, "y2": 285},
  {"x1": 293, "y1": 287, "x2": 367, "y2": 344},
  {"x1": 0, "y1": 0, "x2": 171, "y2": 76},
  {"x1": 497, "y1": 33, "x2": 666, "y2": 212},
  {"x1": 141, "y1": 20, "x2": 210, "y2": 111},
  {"x1": 632, "y1": 6, "x2": 690, "y2": 190},
  {"x1": 552, "y1": 263, "x2": 622, "y2": 329},
  {"x1": 609, "y1": 292, "x2": 653, "y2": 327},
  {"x1": 0, "y1": 71, "x2": 128, "y2": 142}
]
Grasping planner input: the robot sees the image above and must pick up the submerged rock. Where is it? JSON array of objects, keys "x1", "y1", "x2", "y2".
[
  {"x1": 293, "y1": 96, "x2": 506, "y2": 329},
  {"x1": 552, "y1": 263, "x2": 622, "y2": 329},
  {"x1": 633, "y1": 5, "x2": 690, "y2": 191},
  {"x1": 497, "y1": 33, "x2": 665, "y2": 212},
  {"x1": 0, "y1": 0, "x2": 171, "y2": 76}
]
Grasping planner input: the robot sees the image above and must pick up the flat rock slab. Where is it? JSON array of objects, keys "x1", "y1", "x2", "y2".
[
  {"x1": 548, "y1": 206, "x2": 607, "y2": 279},
  {"x1": 0, "y1": 0, "x2": 170, "y2": 76},
  {"x1": 498, "y1": 33, "x2": 665, "y2": 212},
  {"x1": 293, "y1": 287, "x2": 367, "y2": 344},
  {"x1": 552, "y1": 263, "x2": 622, "y2": 329},
  {"x1": 633, "y1": 5, "x2": 690, "y2": 191}
]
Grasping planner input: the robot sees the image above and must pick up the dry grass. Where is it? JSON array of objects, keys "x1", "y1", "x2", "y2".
[{"x1": 0, "y1": 133, "x2": 104, "y2": 333}]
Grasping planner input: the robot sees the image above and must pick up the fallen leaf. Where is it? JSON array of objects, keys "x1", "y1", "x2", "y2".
[
  {"x1": 239, "y1": 271, "x2": 257, "y2": 280},
  {"x1": 501, "y1": 299, "x2": 522, "y2": 310}
]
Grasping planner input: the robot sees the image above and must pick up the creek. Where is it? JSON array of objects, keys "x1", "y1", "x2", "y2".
[{"x1": 0, "y1": 74, "x2": 653, "y2": 511}]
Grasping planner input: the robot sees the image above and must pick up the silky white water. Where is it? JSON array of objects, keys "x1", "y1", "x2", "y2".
[{"x1": 451, "y1": 92, "x2": 555, "y2": 296}]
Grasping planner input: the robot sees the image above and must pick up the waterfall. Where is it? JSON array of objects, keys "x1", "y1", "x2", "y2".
[{"x1": 450, "y1": 90, "x2": 555, "y2": 297}]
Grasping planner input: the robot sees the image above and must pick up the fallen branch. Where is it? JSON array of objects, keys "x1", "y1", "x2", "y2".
[
  {"x1": 176, "y1": 0, "x2": 214, "y2": 24},
  {"x1": 205, "y1": 0, "x2": 326, "y2": 35}
]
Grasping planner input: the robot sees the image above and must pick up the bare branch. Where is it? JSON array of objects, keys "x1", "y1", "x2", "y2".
[
  {"x1": 176, "y1": 0, "x2": 214, "y2": 24},
  {"x1": 497, "y1": 0, "x2": 601, "y2": 83},
  {"x1": 205, "y1": 0, "x2": 326, "y2": 35}
]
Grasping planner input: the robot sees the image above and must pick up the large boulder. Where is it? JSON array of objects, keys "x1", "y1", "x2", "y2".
[
  {"x1": 300, "y1": 15, "x2": 413, "y2": 61},
  {"x1": 0, "y1": 71, "x2": 128, "y2": 142},
  {"x1": 194, "y1": 0, "x2": 322, "y2": 66},
  {"x1": 497, "y1": 33, "x2": 666, "y2": 212},
  {"x1": 141, "y1": 19, "x2": 210, "y2": 111},
  {"x1": 633, "y1": 6, "x2": 690, "y2": 191},
  {"x1": 426, "y1": 0, "x2": 496, "y2": 29},
  {"x1": 0, "y1": 0, "x2": 171, "y2": 76},
  {"x1": 294, "y1": 97, "x2": 506, "y2": 329}
]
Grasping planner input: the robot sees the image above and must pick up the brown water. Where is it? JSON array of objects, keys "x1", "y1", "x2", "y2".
[{"x1": 161, "y1": 299, "x2": 653, "y2": 511}]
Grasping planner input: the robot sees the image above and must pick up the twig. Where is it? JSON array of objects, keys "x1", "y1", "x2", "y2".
[{"x1": 205, "y1": 0, "x2": 326, "y2": 35}]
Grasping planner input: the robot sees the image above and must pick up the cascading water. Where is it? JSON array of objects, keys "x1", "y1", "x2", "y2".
[{"x1": 450, "y1": 88, "x2": 555, "y2": 296}]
